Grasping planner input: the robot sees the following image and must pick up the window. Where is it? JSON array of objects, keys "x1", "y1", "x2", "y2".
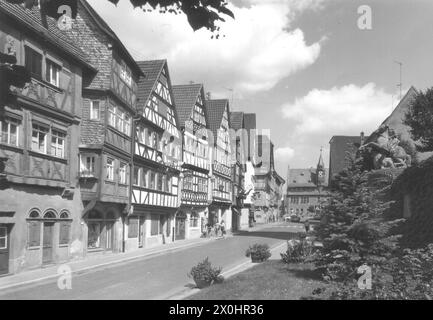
[
  {"x1": 149, "y1": 171, "x2": 156, "y2": 189},
  {"x1": 119, "y1": 162, "x2": 127, "y2": 184},
  {"x1": 51, "y1": 130, "x2": 66, "y2": 158},
  {"x1": 46, "y1": 60, "x2": 61, "y2": 87},
  {"x1": 106, "y1": 158, "x2": 114, "y2": 181},
  {"x1": 133, "y1": 167, "x2": 140, "y2": 186},
  {"x1": 0, "y1": 227, "x2": 7, "y2": 249},
  {"x1": 25, "y1": 46, "x2": 42, "y2": 79},
  {"x1": 108, "y1": 105, "x2": 131, "y2": 136},
  {"x1": 80, "y1": 155, "x2": 96, "y2": 176},
  {"x1": 90, "y1": 101, "x2": 100, "y2": 120},
  {"x1": 190, "y1": 213, "x2": 199, "y2": 228},
  {"x1": 0, "y1": 117, "x2": 19, "y2": 146},
  {"x1": 31, "y1": 124, "x2": 48, "y2": 154},
  {"x1": 301, "y1": 196, "x2": 309, "y2": 204},
  {"x1": 157, "y1": 173, "x2": 163, "y2": 191},
  {"x1": 120, "y1": 62, "x2": 132, "y2": 87},
  {"x1": 141, "y1": 168, "x2": 148, "y2": 188},
  {"x1": 108, "y1": 106, "x2": 116, "y2": 127},
  {"x1": 150, "y1": 214, "x2": 160, "y2": 236}
]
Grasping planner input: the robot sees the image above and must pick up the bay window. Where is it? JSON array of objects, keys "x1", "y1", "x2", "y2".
[
  {"x1": 51, "y1": 130, "x2": 66, "y2": 158},
  {"x1": 0, "y1": 117, "x2": 19, "y2": 146},
  {"x1": 31, "y1": 124, "x2": 48, "y2": 154},
  {"x1": 106, "y1": 158, "x2": 114, "y2": 181},
  {"x1": 46, "y1": 60, "x2": 61, "y2": 87},
  {"x1": 80, "y1": 154, "x2": 96, "y2": 177}
]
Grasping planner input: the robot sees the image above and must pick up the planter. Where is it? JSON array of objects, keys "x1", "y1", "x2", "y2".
[
  {"x1": 250, "y1": 255, "x2": 264, "y2": 263},
  {"x1": 194, "y1": 278, "x2": 212, "y2": 289}
]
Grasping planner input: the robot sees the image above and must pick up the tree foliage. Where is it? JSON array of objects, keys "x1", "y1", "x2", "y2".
[
  {"x1": 314, "y1": 152, "x2": 403, "y2": 282},
  {"x1": 404, "y1": 87, "x2": 433, "y2": 152},
  {"x1": 6, "y1": 0, "x2": 234, "y2": 33}
]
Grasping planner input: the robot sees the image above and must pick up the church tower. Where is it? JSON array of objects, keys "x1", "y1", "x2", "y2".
[{"x1": 316, "y1": 148, "x2": 325, "y2": 186}]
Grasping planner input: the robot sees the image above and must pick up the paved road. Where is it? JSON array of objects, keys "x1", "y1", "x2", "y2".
[{"x1": 0, "y1": 223, "x2": 302, "y2": 300}]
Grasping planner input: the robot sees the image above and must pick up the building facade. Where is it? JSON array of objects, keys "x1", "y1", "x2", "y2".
[
  {"x1": 251, "y1": 134, "x2": 285, "y2": 223},
  {"x1": 127, "y1": 60, "x2": 182, "y2": 249},
  {"x1": 63, "y1": 0, "x2": 143, "y2": 255},
  {"x1": 285, "y1": 151, "x2": 329, "y2": 218},
  {"x1": 172, "y1": 83, "x2": 210, "y2": 239},
  {"x1": 207, "y1": 99, "x2": 233, "y2": 231},
  {"x1": 0, "y1": 1, "x2": 95, "y2": 274}
]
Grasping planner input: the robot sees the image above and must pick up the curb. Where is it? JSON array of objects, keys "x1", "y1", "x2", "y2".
[{"x1": 165, "y1": 241, "x2": 288, "y2": 300}]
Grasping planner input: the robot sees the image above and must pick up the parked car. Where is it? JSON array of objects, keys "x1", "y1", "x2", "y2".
[{"x1": 290, "y1": 215, "x2": 301, "y2": 223}]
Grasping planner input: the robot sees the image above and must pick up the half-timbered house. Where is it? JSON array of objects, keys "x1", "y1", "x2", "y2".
[
  {"x1": 229, "y1": 111, "x2": 246, "y2": 231},
  {"x1": 62, "y1": 0, "x2": 143, "y2": 254},
  {"x1": 126, "y1": 60, "x2": 182, "y2": 250},
  {"x1": 172, "y1": 83, "x2": 210, "y2": 239},
  {"x1": 207, "y1": 99, "x2": 233, "y2": 231},
  {"x1": 0, "y1": 1, "x2": 96, "y2": 274}
]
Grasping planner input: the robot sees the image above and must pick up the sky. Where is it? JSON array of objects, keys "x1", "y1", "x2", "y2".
[{"x1": 88, "y1": 0, "x2": 433, "y2": 179}]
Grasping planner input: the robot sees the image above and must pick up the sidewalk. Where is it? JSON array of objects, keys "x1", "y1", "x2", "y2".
[
  {"x1": 0, "y1": 235, "x2": 223, "y2": 291},
  {"x1": 0, "y1": 222, "x2": 283, "y2": 292}
]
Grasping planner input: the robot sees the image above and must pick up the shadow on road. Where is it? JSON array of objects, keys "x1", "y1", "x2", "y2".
[{"x1": 232, "y1": 230, "x2": 304, "y2": 241}]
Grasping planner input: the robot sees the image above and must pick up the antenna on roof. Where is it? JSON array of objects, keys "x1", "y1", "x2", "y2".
[{"x1": 394, "y1": 60, "x2": 403, "y2": 101}]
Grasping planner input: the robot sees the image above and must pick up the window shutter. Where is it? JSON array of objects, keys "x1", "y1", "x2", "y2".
[
  {"x1": 128, "y1": 217, "x2": 138, "y2": 238},
  {"x1": 59, "y1": 222, "x2": 71, "y2": 245},
  {"x1": 28, "y1": 221, "x2": 41, "y2": 247}
]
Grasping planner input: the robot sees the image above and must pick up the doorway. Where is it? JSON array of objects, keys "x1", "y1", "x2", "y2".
[
  {"x1": 175, "y1": 212, "x2": 186, "y2": 240},
  {"x1": 42, "y1": 222, "x2": 54, "y2": 264},
  {"x1": 0, "y1": 225, "x2": 10, "y2": 275}
]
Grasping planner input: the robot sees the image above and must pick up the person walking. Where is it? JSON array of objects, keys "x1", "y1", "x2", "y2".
[{"x1": 220, "y1": 220, "x2": 226, "y2": 238}]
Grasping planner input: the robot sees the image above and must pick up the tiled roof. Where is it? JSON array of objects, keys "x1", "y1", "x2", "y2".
[
  {"x1": 80, "y1": 0, "x2": 143, "y2": 76},
  {"x1": 172, "y1": 83, "x2": 207, "y2": 127},
  {"x1": 207, "y1": 99, "x2": 229, "y2": 143},
  {"x1": 136, "y1": 59, "x2": 180, "y2": 128},
  {"x1": 286, "y1": 168, "x2": 329, "y2": 189},
  {"x1": 230, "y1": 111, "x2": 244, "y2": 131},
  {"x1": 0, "y1": 0, "x2": 95, "y2": 72},
  {"x1": 136, "y1": 59, "x2": 166, "y2": 109}
]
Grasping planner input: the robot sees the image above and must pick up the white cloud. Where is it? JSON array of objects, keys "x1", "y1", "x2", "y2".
[
  {"x1": 275, "y1": 146, "x2": 295, "y2": 160},
  {"x1": 281, "y1": 83, "x2": 394, "y2": 138},
  {"x1": 88, "y1": 0, "x2": 323, "y2": 95},
  {"x1": 279, "y1": 83, "x2": 397, "y2": 168}
]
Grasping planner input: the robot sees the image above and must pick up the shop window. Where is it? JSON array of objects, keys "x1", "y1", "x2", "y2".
[{"x1": 87, "y1": 222, "x2": 102, "y2": 249}]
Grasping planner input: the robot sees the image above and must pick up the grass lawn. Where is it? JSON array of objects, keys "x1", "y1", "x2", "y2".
[{"x1": 187, "y1": 260, "x2": 332, "y2": 300}]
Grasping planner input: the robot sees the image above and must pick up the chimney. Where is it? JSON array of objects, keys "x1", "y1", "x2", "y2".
[{"x1": 360, "y1": 131, "x2": 365, "y2": 146}]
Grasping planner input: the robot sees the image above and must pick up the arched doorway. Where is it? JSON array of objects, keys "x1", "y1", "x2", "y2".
[{"x1": 175, "y1": 211, "x2": 186, "y2": 241}]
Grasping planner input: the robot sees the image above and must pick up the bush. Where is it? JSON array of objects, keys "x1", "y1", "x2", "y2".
[
  {"x1": 280, "y1": 236, "x2": 316, "y2": 264},
  {"x1": 245, "y1": 243, "x2": 272, "y2": 262},
  {"x1": 188, "y1": 257, "x2": 223, "y2": 284}
]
